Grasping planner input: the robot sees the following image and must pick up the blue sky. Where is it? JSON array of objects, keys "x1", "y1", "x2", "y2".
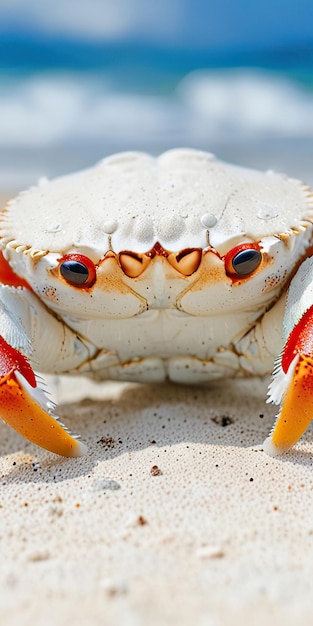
[{"x1": 0, "y1": 0, "x2": 313, "y2": 51}]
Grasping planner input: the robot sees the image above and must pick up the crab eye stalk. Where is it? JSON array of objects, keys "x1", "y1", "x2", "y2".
[
  {"x1": 224, "y1": 243, "x2": 262, "y2": 279},
  {"x1": 59, "y1": 254, "x2": 96, "y2": 288}
]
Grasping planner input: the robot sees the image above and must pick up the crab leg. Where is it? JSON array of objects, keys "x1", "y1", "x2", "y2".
[
  {"x1": 0, "y1": 336, "x2": 86, "y2": 456},
  {"x1": 264, "y1": 257, "x2": 313, "y2": 455}
]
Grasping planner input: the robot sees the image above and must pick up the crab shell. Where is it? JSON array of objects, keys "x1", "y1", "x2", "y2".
[{"x1": 1, "y1": 148, "x2": 313, "y2": 386}]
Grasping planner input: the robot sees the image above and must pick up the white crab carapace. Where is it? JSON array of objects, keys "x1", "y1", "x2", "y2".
[{"x1": 0, "y1": 148, "x2": 313, "y2": 456}]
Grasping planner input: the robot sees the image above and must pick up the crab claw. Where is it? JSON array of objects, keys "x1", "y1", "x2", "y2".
[
  {"x1": 264, "y1": 256, "x2": 313, "y2": 456},
  {"x1": 0, "y1": 336, "x2": 86, "y2": 456}
]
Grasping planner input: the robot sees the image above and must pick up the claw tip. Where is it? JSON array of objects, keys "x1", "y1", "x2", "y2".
[
  {"x1": 262, "y1": 436, "x2": 285, "y2": 457},
  {"x1": 70, "y1": 440, "x2": 87, "y2": 457}
]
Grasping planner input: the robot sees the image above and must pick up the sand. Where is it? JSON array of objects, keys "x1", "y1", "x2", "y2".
[{"x1": 1, "y1": 374, "x2": 313, "y2": 626}]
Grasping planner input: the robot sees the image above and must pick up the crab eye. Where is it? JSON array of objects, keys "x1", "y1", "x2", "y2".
[
  {"x1": 224, "y1": 243, "x2": 262, "y2": 279},
  {"x1": 59, "y1": 254, "x2": 96, "y2": 288}
]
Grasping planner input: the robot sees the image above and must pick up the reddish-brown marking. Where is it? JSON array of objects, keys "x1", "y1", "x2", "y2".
[
  {"x1": 146, "y1": 241, "x2": 169, "y2": 259},
  {"x1": 0, "y1": 251, "x2": 32, "y2": 290},
  {"x1": 178, "y1": 250, "x2": 228, "y2": 303}
]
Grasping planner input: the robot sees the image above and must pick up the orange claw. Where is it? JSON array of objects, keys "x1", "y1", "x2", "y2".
[
  {"x1": 264, "y1": 304, "x2": 313, "y2": 455},
  {"x1": 0, "y1": 336, "x2": 86, "y2": 457},
  {"x1": 264, "y1": 354, "x2": 313, "y2": 455}
]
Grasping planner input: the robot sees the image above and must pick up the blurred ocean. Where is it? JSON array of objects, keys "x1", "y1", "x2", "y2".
[{"x1": 1, "y1": 36, "x2": 313, "y2": 189}]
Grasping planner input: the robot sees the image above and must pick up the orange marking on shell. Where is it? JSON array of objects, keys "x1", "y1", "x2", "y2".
[
  {"x1": 186, "y1": 249, "x2": 228, "y2": 291},
  {"x1": 97, "y1": 254, "x2": 144, "y2": 295}
]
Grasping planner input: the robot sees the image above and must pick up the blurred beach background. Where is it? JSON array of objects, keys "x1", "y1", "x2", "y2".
[{"x1": 0, "y1": 0, "x2": 313, "y2": 193}]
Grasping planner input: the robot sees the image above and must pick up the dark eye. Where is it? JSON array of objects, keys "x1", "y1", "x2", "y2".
[
  {"x1": 224, "y1": 244, "x2": 262, "y2": 279},
  {"x1": 61, "y1": 261, "x2": 89, "y2": 284},
  {"x1": 59, "y1": 254, "x2": 96, "y2": 288},
  {"x1": 232, "y1": 249, "x2": 262, "y2": 275}
]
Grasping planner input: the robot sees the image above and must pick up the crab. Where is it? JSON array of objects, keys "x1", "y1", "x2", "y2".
[{"x1": 0, "y1": 148, "x2": 313, "y2": 457}]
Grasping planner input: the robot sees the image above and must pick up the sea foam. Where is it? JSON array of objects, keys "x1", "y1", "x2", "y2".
[{"x1": 0, "y1": 69, "x2": 312, "y2": 148}]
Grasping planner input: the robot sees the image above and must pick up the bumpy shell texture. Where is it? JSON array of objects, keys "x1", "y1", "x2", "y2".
[{"x1": 1, "y1": 148, "x2": 313, "y2": 259}]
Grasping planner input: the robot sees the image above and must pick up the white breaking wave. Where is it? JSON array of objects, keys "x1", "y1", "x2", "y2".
[
  {"x1": 0, "y1": 69, "x2": 313, "y2": 152},
  {"x1": 178, "y1": 69, "x2": 313, "y2": 140},
  {"x1": 0, "y1": 74, "x2": 184, "y2": 147}
]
